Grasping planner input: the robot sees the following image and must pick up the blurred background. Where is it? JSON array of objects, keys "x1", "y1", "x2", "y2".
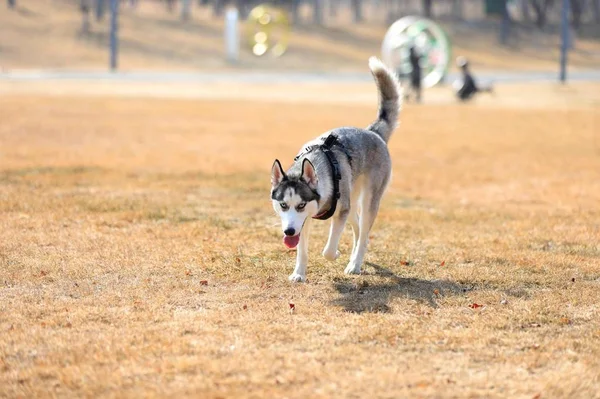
[{"x1": 1, "y1": 0, "x2": 600, "y2": 75}]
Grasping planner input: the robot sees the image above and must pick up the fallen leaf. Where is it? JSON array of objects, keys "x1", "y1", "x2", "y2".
[
  {"x1": 289, "y1": 303, "x2": 295, "y2": 314},
  {"x1": 243, "y1": 304, "x2": 248, "y2": 310},
  {"x1": 400, "y1": 260, "x2": 410, "y2": 266},
  {"x1": 559, "y1": 317, "x2": 571, "y2": 325},
  {"x1": 40, "y1": 270, "x2": 48, "y2": 277},
  {"x1": 199, "y1": 280, "x2": 208, "y2": 286},
  {"x1": 235, "y1": 257, "x2": 241, "y2": 263},
  {"x1": 440, "y1": 260, "x2": 445, "y2": 266},
  {"x1": 65, "y1": 322, "x2": 72, "y2": 328},
  {"x1": 433, "y1": 289, "x2": 440, "y2": 296},
  {"x1": 185, "y1": 270, "x2": 192, "y2": 276},
  {"x1": 571, "y1": 277, "x2": 575, "y2": 283},
  {"x1": 469, "y1": 303, "x2": 483, "y2": 309},
  {"x1": 532, "y1": 393, "x2": 541, "y2": 399}
]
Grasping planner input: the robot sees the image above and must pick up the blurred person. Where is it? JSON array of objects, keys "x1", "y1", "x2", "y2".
[
  {"x1": 407, "y1": 46, "x2": 422, "y2": 103},
  {"x1": 453, "y1": 56, "x2": 493, "y2": 102}
]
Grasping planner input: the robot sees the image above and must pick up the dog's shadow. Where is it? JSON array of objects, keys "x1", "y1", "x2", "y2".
[{"x1": 331, "y1": 263, "x2": 470, "y2": 313}]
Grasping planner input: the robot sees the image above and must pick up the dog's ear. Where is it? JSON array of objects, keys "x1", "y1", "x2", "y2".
[
  {"x1": 301, "y1": 158, "x2": 318, "y2": 189},
  {"x1": 271, "y1": 159, "x2": 286, "y2": 187}
]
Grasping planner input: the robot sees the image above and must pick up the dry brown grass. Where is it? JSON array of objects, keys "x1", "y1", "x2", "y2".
[{"x1": 1, "y1": 87, "x2": 600, "y2": 398}]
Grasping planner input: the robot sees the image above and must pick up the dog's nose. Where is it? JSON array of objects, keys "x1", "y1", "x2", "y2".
[{"x1": 284, "y1": 227, "x2": 296, "y2": 236}]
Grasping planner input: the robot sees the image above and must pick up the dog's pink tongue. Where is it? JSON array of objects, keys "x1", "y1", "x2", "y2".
[{"x1": 283, "y1": 235, "x2": 300, "y2": 249}]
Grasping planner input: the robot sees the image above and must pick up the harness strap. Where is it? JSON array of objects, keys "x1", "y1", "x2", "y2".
[{"x1": 294, "y1": 135, "x2": 346, "y2": 221}]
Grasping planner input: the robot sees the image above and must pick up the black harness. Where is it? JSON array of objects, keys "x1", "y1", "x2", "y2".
[{"x1": 294, "y1": 134, "x2": 350, "y2": 221}]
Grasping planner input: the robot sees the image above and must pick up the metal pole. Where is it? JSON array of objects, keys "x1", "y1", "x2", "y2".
[
  {"x1": 110, "y1": 0, "x2": 119, "y2": 71},
  {"x1": 559, "y1": 0, "x2": 570, "y2": 83}
]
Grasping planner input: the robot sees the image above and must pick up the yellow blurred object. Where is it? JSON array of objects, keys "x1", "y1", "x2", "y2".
[{"x1": 246, "y1": 4, "x2": 290, "y2": 58}]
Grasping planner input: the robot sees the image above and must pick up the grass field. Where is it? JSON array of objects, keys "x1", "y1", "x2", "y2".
[{"x1": 1, "y1": 85, "x2": 600, "y2": 398}]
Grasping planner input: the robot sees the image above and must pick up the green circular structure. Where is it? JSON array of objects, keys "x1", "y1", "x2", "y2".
[{"x1": 381, "y1": 17, "x2": 452, "y2": 88}]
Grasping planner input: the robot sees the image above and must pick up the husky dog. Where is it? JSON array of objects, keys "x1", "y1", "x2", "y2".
[{"x1": 270, "y1": 57, "x2": 401, "y2": 282}]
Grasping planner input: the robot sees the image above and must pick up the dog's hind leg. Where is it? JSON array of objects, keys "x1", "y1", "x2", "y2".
[
  {"x1": 349, "y1": 211, "x2": 359, "y2": 253},
  {"x1": 322, "y1": 209, "x2": 349, "y2": 261},
  {"x1": 345, "y1": 191, "x2": 379, "y2": 275},
  {"x1": 289, "y1": 218, "x2": 312, "y2": 283},
  {"x1": 347, "y1": 177, "x2": 364, "y2": 260}
]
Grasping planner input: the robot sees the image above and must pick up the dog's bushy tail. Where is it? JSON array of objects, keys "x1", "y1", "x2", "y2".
[{"x1": 366, "y1": 57, "x2": 402, "y2": 144}]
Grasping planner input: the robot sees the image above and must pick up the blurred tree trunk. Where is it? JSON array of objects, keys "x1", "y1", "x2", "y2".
[
  {"x1": 385, "y1": 0, "x2": 393, "y2": 23},
  {"x1": 80, "y1": 0, "x2": 91, "y2": 34},
  {"x1": 387, "y1": 0, "x2": 401, "y2": 24},
  {"x1": 236, "y1": 0, "x2": 247, "y2": 19},
  {"x1": 570, "y1": 0, "x2": 582, "y2": 30},
  {"x1": 521, "y1": 0, "x2": 531, "y2": 22},
  {"x1": 213, "y1": 0, "x2": 224, "y2": 16},
  {"x1": 314, "y1": 0, "x2": 323, "y2": 24},
  {"x1": 594, "y1": 0, "x2": 600, "y2": 22},
  {"x1": 167, "y1": 0, "x2": 176, "y2": 13},
  {"x1": 352, "y1": 0, "x2": 362, "y2": 22},
  {"x1": 95, "y1": 0, "x2": 106, "y2": 21},
  {"x1": 8, "y1": 0, "x2": 16, "y2": 8},
  {"x1": 422, "y1": 0, "x2": 432, "y2": 18},
  {"x1": 181, "y1": 0, "x2": 191, "y2": 20},
  {"x1": 531, "y1": 0, "x2": 554, "y2": 29},
  {"x1": 452, "y1": 0, "x2": 463, "y2": 20},
  {"x1": 499, "y1": 0, "x2": 511, "y2": 44},
  {"x1": 291, "y1": 0, "x2": 300, "y2": 24},
  {"x1": 329, "y1": 0, "x2": 338, "y2": 18}
]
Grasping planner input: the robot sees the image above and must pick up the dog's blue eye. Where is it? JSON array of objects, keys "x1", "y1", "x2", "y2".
[
  {"x1": 296, "y1": 203, "x2": 306, "y2": 211},
  {"x1": 280, "y1": 203, "x2": 288, "y2": 210}
]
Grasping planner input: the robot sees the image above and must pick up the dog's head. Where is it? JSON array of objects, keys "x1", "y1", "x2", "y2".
[{"x1": 271, "y1": 158, "x2": 320, "y2": 249}]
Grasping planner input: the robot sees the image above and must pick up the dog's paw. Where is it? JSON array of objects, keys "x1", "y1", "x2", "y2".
[
  {"x1": 322, "y1": 248, "x2": 340, "y2": 261},
  {"x1": 344, "y1": 262, "x2": 361, "y2": 275},
  {"x1": 288, "y1": 273, "x2": 307, "y2": 283}
]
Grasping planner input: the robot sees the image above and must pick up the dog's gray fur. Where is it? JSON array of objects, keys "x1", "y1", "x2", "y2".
[{"x1": 271, "y1": 57, "x2": 402, "y2": 282}]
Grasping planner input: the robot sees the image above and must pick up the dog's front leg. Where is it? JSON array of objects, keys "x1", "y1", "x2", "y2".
[
  {"x1": 289, "y1": 219, "x2": 312, "y2": 283},
  {"x1": 322, "y1": 209, "x2": 349, "y2": 261}
]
